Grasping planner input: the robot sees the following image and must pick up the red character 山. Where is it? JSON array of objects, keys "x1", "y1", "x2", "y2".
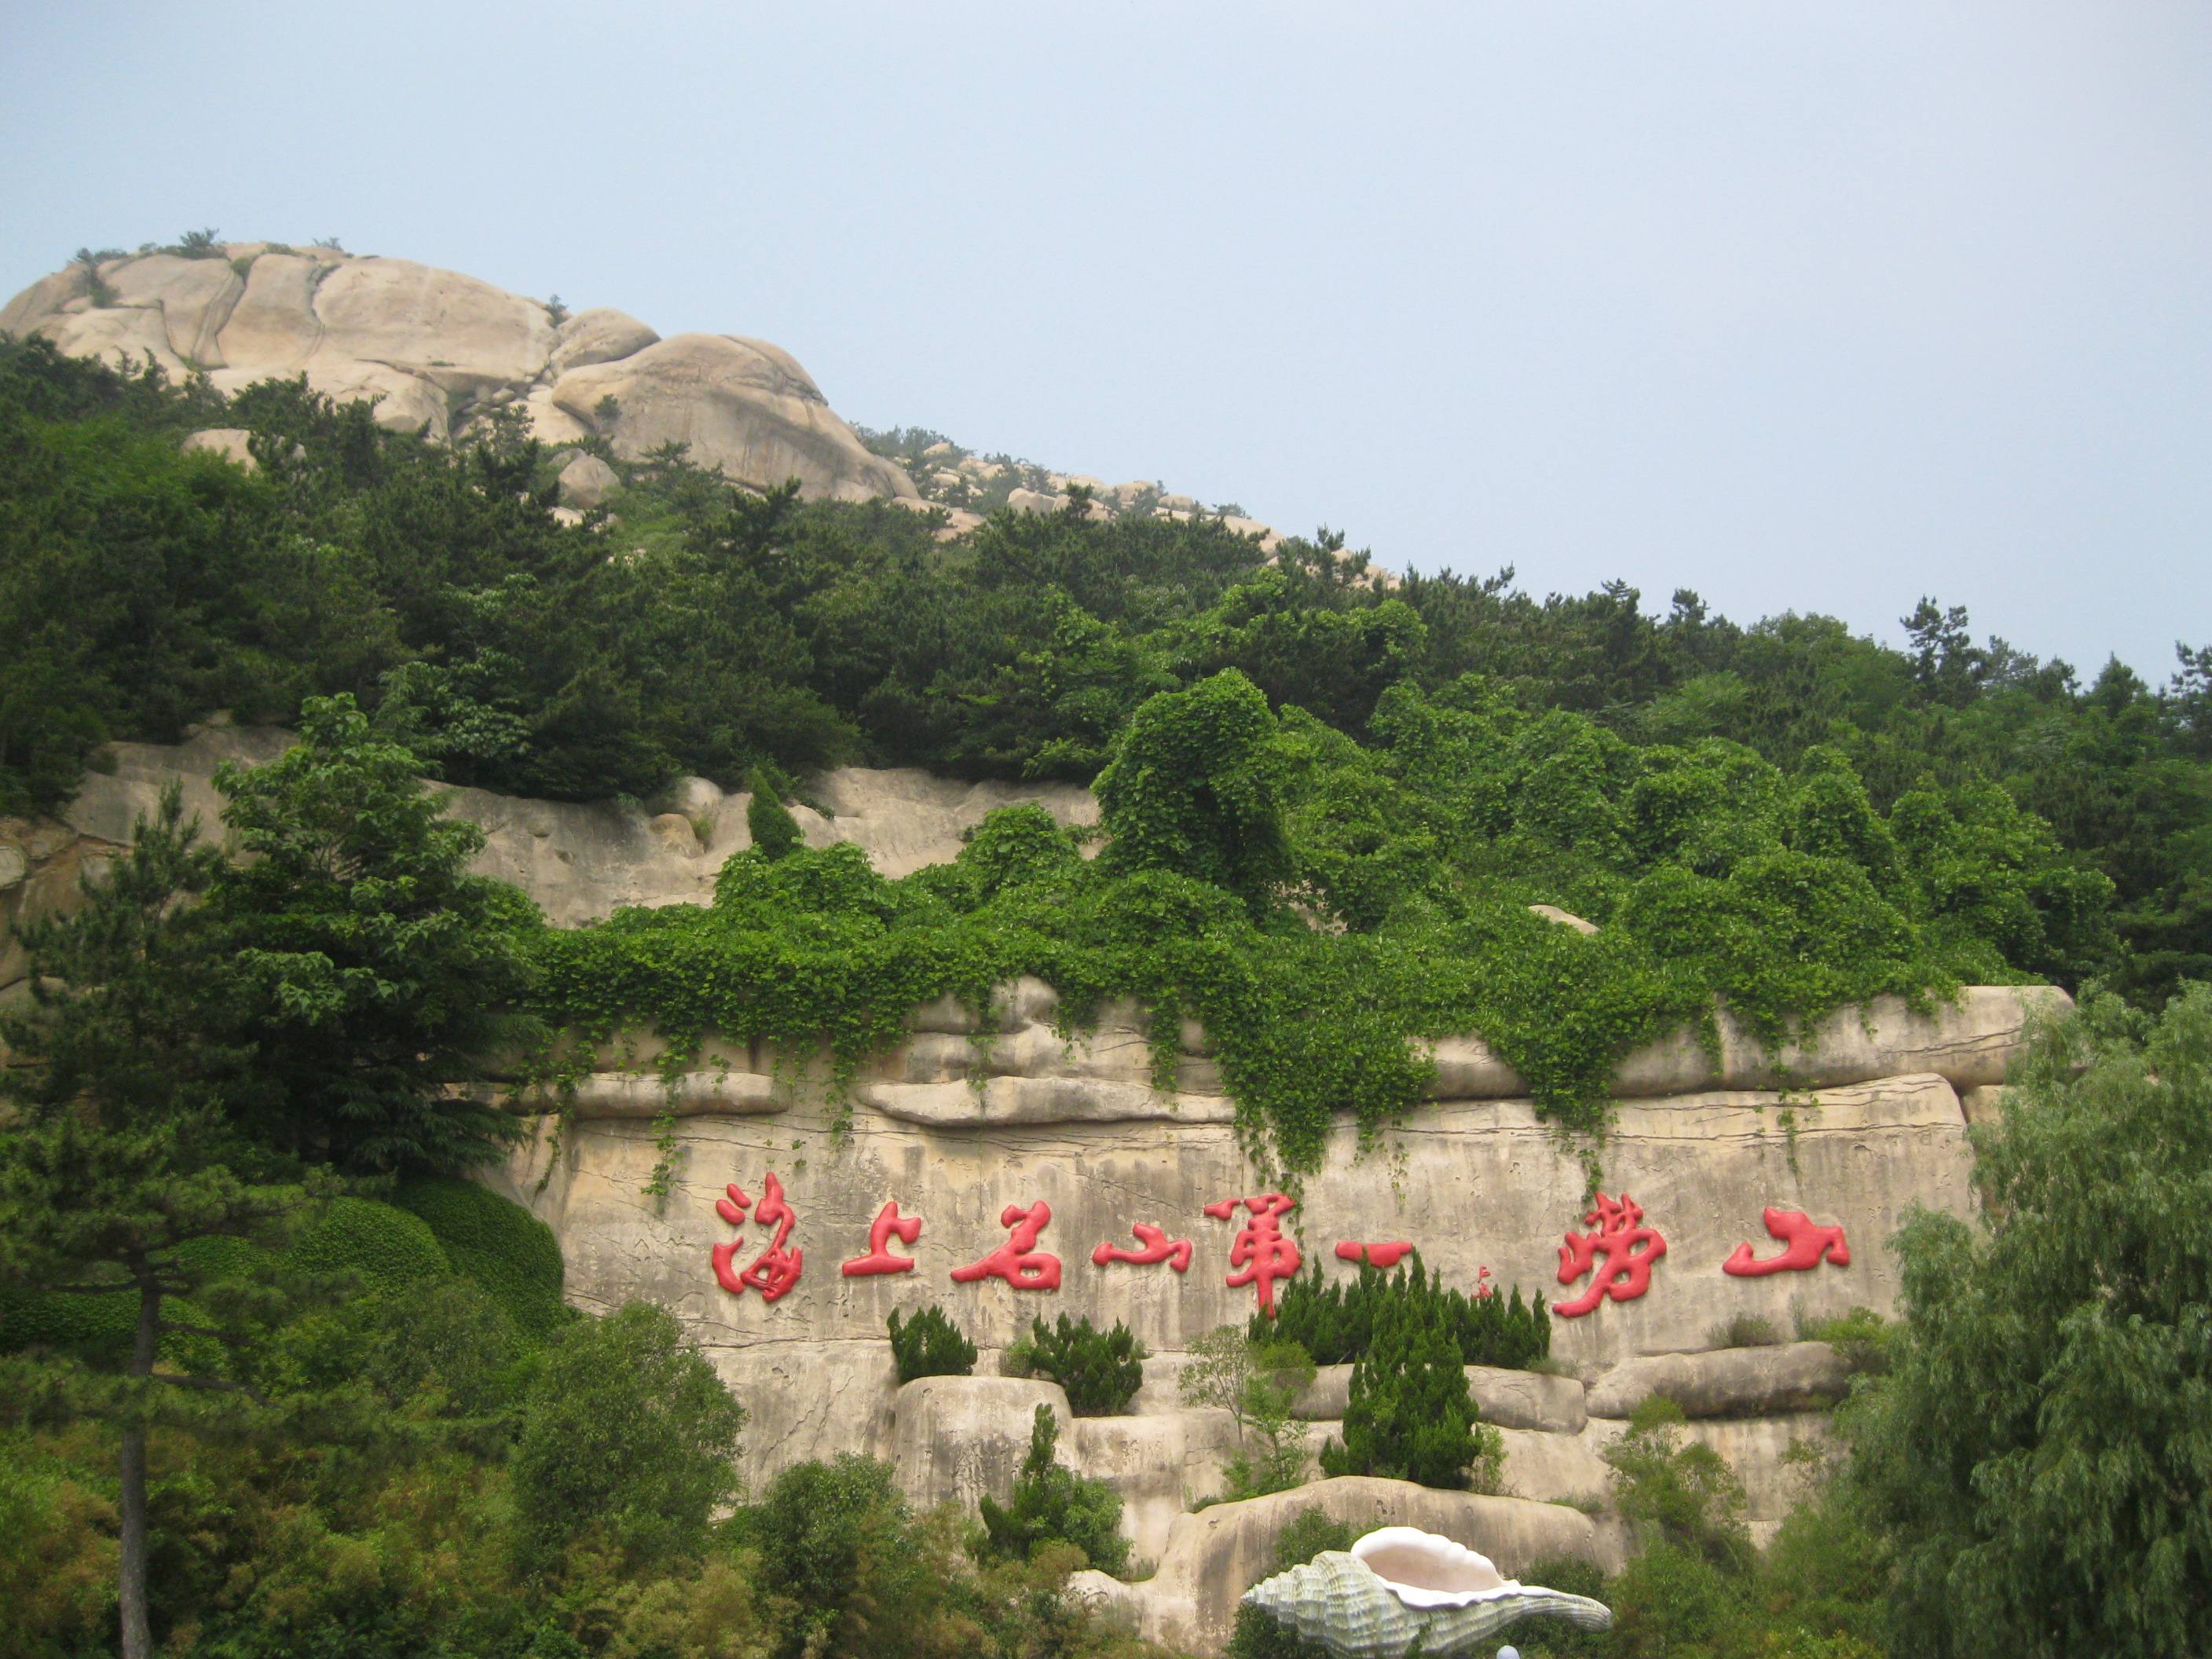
[
  {"x1": 1723, "y1": 1208, "x2": 1849, "y2": 1277},
  {"x1": 1093, "y1": 1223, "x2": 1193, "y2": 1273}
]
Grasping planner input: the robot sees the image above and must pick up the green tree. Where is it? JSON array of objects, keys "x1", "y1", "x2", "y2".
[
  {"x1": 745, "y1": 765, "x2": 805, "y2": 860},
  {"x1": 206, "y1": 694, "x2": 537, "y2": 1174},
  {"x1": 0, "y1": 792, "x2": 319, "y2": 1659},
  {"x1": 1846, "y1": 985, "x2": 2212, "y2": 1657},
  {"x1": 1319, "y1": 1289, "x2": 1494, "y2": 1491},
  {"x1": 1180, "y1": 1324, "x2": 1316, "y2": 1500},
  {"x1": 509, "y1": 1301, "x2": 744, "y2": 1572},
  {"x1": 977, "y1": 1404, "x2": 1129, "y2": 1574},
  {"x1": 1094, "y1": 669, "x2": 1293, "y2": 912}
]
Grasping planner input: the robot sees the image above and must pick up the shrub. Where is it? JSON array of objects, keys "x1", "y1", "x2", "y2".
[
  {"x1": 1796, "y1": 1303, "x2": 1892, "y2": 1372},
  {"x1": 745, "y1": 767, "x2": 804, "y2": 859},
  {"x1": 1011, "y1": 1313, "x2": 1146, "y2": 1415},
  {"x1": 1603, "y1": 1395, "x2": 1751, "y2": 1573},
  {"x1": 1261, "y1": 1254, "x2": 1551, "y2": 1370},
  {"x1": 1180, "y1": 1326, "x2": 1316, "y2": 1501},
  {"x1": 1707, "y1": 1311, "x2": 1785, "y2": 1349},
  {"x1": 1269, "y1": 1508, "x2": 1354, "y2": 1573},
  {"x1": 394, "y1": 1174, "x2": 568, "y2": 1340},
  {"x1": 977, "y1": 1404, "x2": 1129, "y2": 1575},
  {"x1": 751, "y1": 1455, "x2": 947, "y2": 1659},
  {"x1": 1319, "y1": 1290, "x2": 1496, "y2": 1490},
  {"x1": 284, "y1": 1196, "x2": 449, "y2": 1294},
  {"x1": 511, "y1": 1302, "x2": 745, "y2": 1571},
  {"x1": 887, "y1": 1304, "x2": 976, "y2": 1383}
]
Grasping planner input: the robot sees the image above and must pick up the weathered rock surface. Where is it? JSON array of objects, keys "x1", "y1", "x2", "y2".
[
  {"x1": 1, "y1": 246, "x2": 913, "y2": 504},
  {"x1": 482, "y1": 1059, "x2": 1983, "y2": 1500},
  {"x1": 550, "y1": 333, "x2": 914, "y2": 504},
  {"x1": 555, "y1": 451, "x2": 619, "y2": 509},
  {"x1": 1067, "y1": 1478, "x2": 1624, "y2": 1654},
  {"x1": 6, "y1": 728, "x2": 1095, "y2": 946},
  {"x1": 181, "y1": 427, "x2": 257, "y2": 470},
  {"x1": 1586, "y1": 1342, "x2": 1852, "y2": 1420}
]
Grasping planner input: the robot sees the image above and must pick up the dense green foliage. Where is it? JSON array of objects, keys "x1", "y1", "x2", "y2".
[
  {"x1": 5, "y1": 339, "x2": 2188, "y2": 1167},
  {"x1": 391, "y1": 1173, "x2": 569, "y2": 1341},
  {"x1": 1317, "y1": 1280, "x2": 1497, "y2": 1490},
  {"x1": 1009, "y1": 1313, "x2": 1148, "y2": 1416},
  {"x1": 1838, "y1": 987, "x2": 2212, "y2": 1658},
  {"x1": 1262, "y1": 1254, "x2": 1551, "y2": 1369},
  {"x1": 282, "y1": 1196, "x2": 449, "y2": 1295},
  {"x1": 510, "y1": 1302, "x2": 745, "y2": 1573},
  {"x1": 886, "y1": 1303, "x2": 976, "y2": 1383},
  {"x1": 977, "y1": 1404, "x2": 1131, "y2": 1576},
  {"x1": 7, "y1": 341, "x2": 2201, "y2": 1016}
]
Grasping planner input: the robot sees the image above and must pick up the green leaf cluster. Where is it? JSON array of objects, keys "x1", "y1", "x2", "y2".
[
  {"x1": 886, "y1": 1303, "x2": 976, "y2": 1384},
  {"x1": 1007, "y1": 1313, "x2": 1148, "y2": 1416},
  {"x1": 976, "y1": 1403, "x2": 1130, "y2": 1575},
  {"x1": 1260, "y1": 1254, "x2": 1551, "y2": 1370},
  {"x1": 1317, "y1": 1278, "x2": 1497, "y2": 1491}
]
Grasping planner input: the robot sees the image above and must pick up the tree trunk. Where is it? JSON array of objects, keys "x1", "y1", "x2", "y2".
[{"x1": 118, "y1": 1277, "x2": 159, "y2": 1659}]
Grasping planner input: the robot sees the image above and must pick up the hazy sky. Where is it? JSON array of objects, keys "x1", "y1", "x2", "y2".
[{"x1": 5, "y1": 3, "x2": 2207, "y2": 677}]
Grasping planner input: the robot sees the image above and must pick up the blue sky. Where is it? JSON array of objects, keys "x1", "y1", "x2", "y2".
[{"x1": 4, "y1": 2, "x2": 2206, "y2": 677}]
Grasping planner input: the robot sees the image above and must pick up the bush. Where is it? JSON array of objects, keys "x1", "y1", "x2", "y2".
[
  {"x1": 1009, "y1": 1313, "x2": 1146, "y2": 1415},
  {"x1": 284, "y1": 1196, "x2": 449, "y2": 1293},
  {"x1": 1181, "y1": 1326, "x2": 1316, "y2": 1501},
  {"x1": 394, "y1": 1174, "x2": 567, "y2": 1340},
  {"x1": 751, "y1": 1455, "x2": 947, "y2": 1659},
  {"x1": 1707, "y1": 1311, "x2": 1785, "y2": 1349},
  {"x1": 1269, "y1": 1509, "x2": 1354, "y2": 1574},
  {"x1": 1319, "y1": 1289, "x2": 1496, "y2": 1490},
  {"x1": 745, "y1": 767, "x2": 804, "y2": 860},
  {"x1": 887, "y1": 1303, "x2": 976, "y2": 1383},
  {"x1": 1262, "y1": 1254, "x2": 1551, "y2": 1370},
  {"x1": 511, "y1": 1302, "x2": 745, "y2": 1571},
  {"x1": 977, "y1": 1404, "x2": 1129, "y2": 1575},
  {"x1": 1603, "y1": 1395, "x2": 1751, "y2": 1573}
]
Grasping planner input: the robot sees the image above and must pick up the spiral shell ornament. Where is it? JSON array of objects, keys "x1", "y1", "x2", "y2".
[{"x1": 1241, "y1": 1530, "x2": 1612, "y2": 1659}]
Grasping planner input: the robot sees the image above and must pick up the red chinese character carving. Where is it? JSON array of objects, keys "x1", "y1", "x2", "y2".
[
  {"x1": 1554, "y1": 1192, "x2": 1665, "y2": 1318},
  {"x1": 1474, "y1": 1265, "x2": 1495, "y2": 1300},
  {"x1": 841, "y1": 1199, "x2": 923, "y2": 1277},
  {"x1": 950, "y1": 1200, "x2": 1062, "y2": 1290},
  {"x1": 1093, "y1": 1223, "x2": 1193, "y2": 1273},
  {"x1": 712, "y1": 1173, "x2": 803, "y2": 1302},
  {"x1": 1723, "y1": 1208, "x2": 1850, "y2": 1277},
  {"x1": 1207, "y1": 1193, "x2": 1302, "y2": 1317},
  {"x1": 1333, "y1": 1240, "x2": 1414, "y2": 1269}
]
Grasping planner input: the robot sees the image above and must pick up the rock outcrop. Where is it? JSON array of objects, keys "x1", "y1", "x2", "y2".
[{"x1": 1, "y1": 244, "x2": 914, "y2": 504}]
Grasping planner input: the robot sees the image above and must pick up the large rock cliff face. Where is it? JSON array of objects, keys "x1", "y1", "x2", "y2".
[
  {"x1": 2, "y1": 731, "x2": 2054, "y2": 1654},
  {"x1": 0, "y1": 245, "x2": 915, "y2": 504}
]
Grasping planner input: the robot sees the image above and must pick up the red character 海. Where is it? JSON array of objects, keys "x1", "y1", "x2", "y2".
[
  {"x1": 1207, "y1": 1193, "x2": 1302, "y2": 1317},
  {"x1": 712, "y1": 1172, "x2": 804, "y2": 1302},
  {"x1": 1723, "y1": 1208, "x2": 1849, "y2": 1277},
  {"x1": 841, "y1": 1199, "x2": 923, "y2": 1277},
  {"x1": 951, "y1": 1200, "x2": 1062, "y2": 1291},
  {"x1": 1554, "y1": 1192, "x2": 1665, "y2": 1318},
  {"x1": 1093, "y1": 1222, "x2": 1193, "y2": 1273}
]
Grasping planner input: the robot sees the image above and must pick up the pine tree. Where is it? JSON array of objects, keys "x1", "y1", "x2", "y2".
[
  {"x1": 1320, "y1": 1287, "x2": 1492, "y2": 1489},
  {"x1": 745, "y1": 766, "x2": 804, "y2": 860},
  {"x1": 0, "y1": 790, "x2": 321, "y2": 1659}
]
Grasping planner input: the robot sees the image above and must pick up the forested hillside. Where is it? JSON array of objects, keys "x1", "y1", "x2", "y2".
[{"x1": 3, "y1": 338, "x2": 2205, "y2": 1009}]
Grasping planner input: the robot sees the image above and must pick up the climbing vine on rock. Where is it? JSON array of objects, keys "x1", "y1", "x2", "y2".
[{"x1": 524, "y1": 674, "x2": 2098, "y2": 1174}]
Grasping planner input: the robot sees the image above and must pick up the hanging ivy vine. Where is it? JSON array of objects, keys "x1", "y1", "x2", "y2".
[{"x1": 521, "y1": 672, "x2": 2097, "y2": 1177}]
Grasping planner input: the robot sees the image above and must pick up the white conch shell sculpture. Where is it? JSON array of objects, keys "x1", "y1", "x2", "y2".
[{"x1": 1241, "y1": 1527, "x2": 1612, "y2": 1659}]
